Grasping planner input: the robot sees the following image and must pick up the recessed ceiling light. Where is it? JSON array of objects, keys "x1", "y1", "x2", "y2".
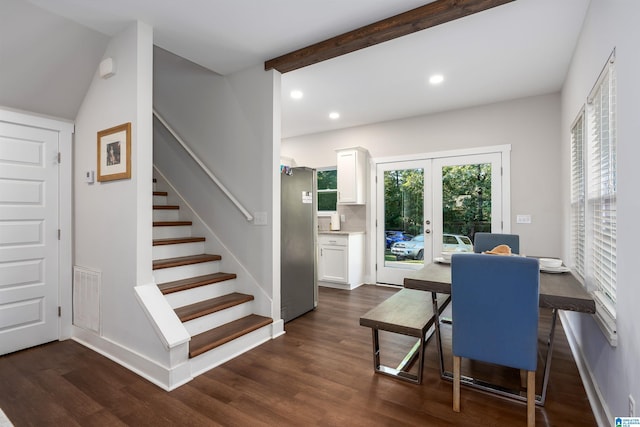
[
  {"x1": 290, "y1": 90, "x2": 304, "y2": 99},
  {"x1": 329, "y1": 112, "x2": 340, "y2": 120},
  {"x1": 429, "y1": 74, "x2": 444, "y2": 85}
]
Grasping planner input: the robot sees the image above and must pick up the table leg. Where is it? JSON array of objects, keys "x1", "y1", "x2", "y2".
[
  {"x1": 539, "y1": 308, "x2": 558, "y2": 406},
  {"x1": 431, "y1": 292, "x2": 445, "y2": 376}
]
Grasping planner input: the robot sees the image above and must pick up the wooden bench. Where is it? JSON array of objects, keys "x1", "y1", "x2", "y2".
[{"x1": 359, "y1": 288, "x2": 451, "y2": 384}]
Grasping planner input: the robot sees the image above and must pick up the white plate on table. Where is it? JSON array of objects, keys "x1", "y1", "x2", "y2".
[
  {"x1": 434, "y1": 257, "x2": 451, "y2": 264},
  {"x1": 540, "y1": 265, "x2": 571, "y2": 273}
]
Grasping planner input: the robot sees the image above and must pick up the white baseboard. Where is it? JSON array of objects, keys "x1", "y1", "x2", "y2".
[
  {"x1": 559, "y1": 311, "x2": 612, "y2": 427},
  {"x1": 71, "y1": 326, "x2": 192, "y2": 391},
  {"x1": 271, "y1": 319, "x2": 285, "y2": 338}
]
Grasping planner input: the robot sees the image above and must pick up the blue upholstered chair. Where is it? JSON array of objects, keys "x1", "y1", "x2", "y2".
[
  {"x1": 473, "y1": 232, "x2": 520, "y2": 254},
  {"x1": 451, "y1": 253, "x2": 539, "y2": 427}
]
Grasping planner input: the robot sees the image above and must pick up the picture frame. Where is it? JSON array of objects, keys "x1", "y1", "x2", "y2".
[{"x1": 97, "y1": 122, "x2": 131, "y2": 182}]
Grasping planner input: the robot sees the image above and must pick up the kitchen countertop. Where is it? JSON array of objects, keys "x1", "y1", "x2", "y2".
[{"x1": 318, "y1": 230, "x2": 365, "y2": 235}]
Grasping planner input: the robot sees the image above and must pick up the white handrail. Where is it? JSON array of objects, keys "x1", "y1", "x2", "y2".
[{"x1": 153, "y1": 109, "x2": 254, "y2": 222}]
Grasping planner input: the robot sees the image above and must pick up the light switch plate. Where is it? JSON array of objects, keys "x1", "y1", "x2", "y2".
[
  {"x1": 516, "y1": 214, "x2": 532, "y2": 224},
  {"x1": 253, "y1": 211, "x2": 267, "y2": 225}
]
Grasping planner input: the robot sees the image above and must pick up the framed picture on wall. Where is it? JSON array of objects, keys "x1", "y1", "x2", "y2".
[{"x1": 97, "y1": 122, "x2": 131, "y2": 182}]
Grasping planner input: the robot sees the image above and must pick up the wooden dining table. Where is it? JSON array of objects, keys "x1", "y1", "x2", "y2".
[{"x1": 404, "y1": 261, "x2": 595, "y2": 406}]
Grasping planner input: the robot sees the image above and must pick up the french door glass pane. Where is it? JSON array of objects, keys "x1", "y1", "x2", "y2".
[
  {"x1": 441, "y1": 163, "x2": 492, "y2": 246},
  {"x1": 384, "y1": 168, "x2": 425, "y2": 266}
]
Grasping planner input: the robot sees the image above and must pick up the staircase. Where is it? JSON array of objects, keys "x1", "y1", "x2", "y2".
[{"x1": 151, "y1": 185, "x2": 272, "y2": 369}]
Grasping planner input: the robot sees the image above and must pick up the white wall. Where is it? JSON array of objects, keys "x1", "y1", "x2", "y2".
[
  {"x1": 561, "y1": 0, "x2": 640, "y2": 420},
  {"x1": 73, "y1": 22, "x2": 168, "y2": 364},
  {"x1": 153, "y1": 48, "x2": 279, "y2": 319},
  {"x1": 283, "y1": 93, "x2": 563, "y2": 259}
]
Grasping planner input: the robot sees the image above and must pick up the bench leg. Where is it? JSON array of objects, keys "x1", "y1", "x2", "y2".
[{"x1": 370, "y1": 328, "x2": 424, "y2": 384}]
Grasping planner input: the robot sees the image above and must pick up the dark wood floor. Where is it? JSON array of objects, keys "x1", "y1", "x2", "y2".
[{"x1": 0, "y1": 285, "x2": 596, "y2": 426}]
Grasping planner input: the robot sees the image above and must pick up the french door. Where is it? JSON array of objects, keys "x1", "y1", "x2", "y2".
[{"x1": 376, "y1": 151, "x2": 505, "y2": 285}]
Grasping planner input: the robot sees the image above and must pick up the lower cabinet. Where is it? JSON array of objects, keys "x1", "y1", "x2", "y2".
[{"x1": 318, "y1": 233, "x2": 364, "y2": 289}]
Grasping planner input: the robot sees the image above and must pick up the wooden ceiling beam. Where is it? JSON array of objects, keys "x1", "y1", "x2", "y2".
[{"x1": 265, "y1": 0, "x2": 515, "y2": 73}]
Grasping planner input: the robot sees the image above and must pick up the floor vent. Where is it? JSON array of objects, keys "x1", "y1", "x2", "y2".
[{"x1": 73, "y1": 266, "x2": 101, "y2": 334}]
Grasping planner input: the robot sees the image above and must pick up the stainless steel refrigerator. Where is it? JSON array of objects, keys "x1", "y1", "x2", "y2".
[{"x1": 281, "y1": 167, "x2": 317, "y2": 322}]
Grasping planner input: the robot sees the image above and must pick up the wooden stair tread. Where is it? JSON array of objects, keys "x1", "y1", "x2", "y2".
[
  {"x1": 153, "y1": 220, "x2": 192, "y2": 227},
  {"x1": 153, "y1": 191, "x2": 168, "y2": 196},
  {"x1": 153, "y1": 237, "x2": 205, "y2": 246},
  {"x1": 189, "y1": 314, "x2": 272, "y2": 358},
  {"x1": 153, "y1": 254, "x2": 221, "y2": 270},
  {"x1": 153, "y1": 205, "x2": 179, "y2": 210},
  {"x1": 175, "y1": 292, "x2": 254, "y2": 322},
  {"x1": 157, "y1": 273, "x2": 237, "y2": 295}
]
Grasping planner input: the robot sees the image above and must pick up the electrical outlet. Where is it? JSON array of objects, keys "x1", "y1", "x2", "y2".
[{"x1": 630, "y1": 394, "x2": 636, "y2": 417}]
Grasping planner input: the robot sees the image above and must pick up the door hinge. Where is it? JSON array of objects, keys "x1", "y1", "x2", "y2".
[
  {"x1": 58, "y1": 306, "x2": 61, "y2": 317},
  {"x1": 375, "y1": 263, "x2": 378, "y2": 271},
  {"x1": 58, "y1": 152, "x2": 61, "y2": 164},
  {"x1": 58, "y1": 229, "x2": 61, "y2": 240}
]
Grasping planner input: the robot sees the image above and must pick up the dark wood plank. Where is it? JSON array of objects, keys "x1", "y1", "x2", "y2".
[
  {"x1": 153, "y1": 191, "x2": 167, "y2": 196},
  {"x1": 189, "y1": 314, "x2": 273, "y2": 358},
  {"x1": 175, "y1": 292, "x2": 254, "y2": 322},
  {"x1": 0, "y1": 285, "x2": 597, "y2": 426},
  {"x1": 157, "y1": 272, "x2": 237, "y2": 294},
  {"x1": 152, "y1": 254, "x2": 221, "y2": 270},
  {"x1": 152, "y1": 205, "x2": 179, "y2": 210},
  {"x1": 265, "y1": 0, "x2": 515, "y2": 73},
  {"x1": 152, "y1": 220, "x2": 192, "y2": 227},
  {"x1": 152, "y1": 237, "x2": 206, "y2": 246}
]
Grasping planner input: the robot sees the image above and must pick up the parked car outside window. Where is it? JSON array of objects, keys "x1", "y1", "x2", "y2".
[
  {"x1": 391, "y1": 233, "x2": 473, "y2": 260},
  {"x1": 443, "y1": 233, "x2": 473, "y2": 252},
  {"x1": 385, "y1": 231, "x2": 413, "y2": 249},
  {"x1": 391, "y1": 235, "x2": 425, "y2": 260}
]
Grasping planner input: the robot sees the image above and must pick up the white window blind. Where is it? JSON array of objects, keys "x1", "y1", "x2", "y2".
[
  {"x1": 570, "y1": 112, "x2": 585, "y2": 280},
  {"x1": 585, "y1": 50, "x2": 617, "y2": 344}
]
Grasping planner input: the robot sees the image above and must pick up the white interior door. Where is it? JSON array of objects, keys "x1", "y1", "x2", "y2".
[{"x1": 0, "y1": 121, "x2": 59, "y2": 355}]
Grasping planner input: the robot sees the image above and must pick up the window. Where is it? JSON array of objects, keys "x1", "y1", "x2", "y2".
[
  {"x1": 317, "y1": 168, "x2": 337, "y2": 212},
  {"x1": 570, "y1": 50, "x2": 617, "y2": 345}
]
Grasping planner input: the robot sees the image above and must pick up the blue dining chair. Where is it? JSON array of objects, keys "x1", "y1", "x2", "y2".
[
  {"x1": 451, "y1": 253, "x2": 539, "y2": 427},
  {"x1": 473, "y1": 232, "x2": 520, "y2": 254}
]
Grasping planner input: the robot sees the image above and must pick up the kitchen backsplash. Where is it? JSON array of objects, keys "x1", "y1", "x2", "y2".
[{"x1": 318, "y1": 204, "x2": 366, "y2": 232}]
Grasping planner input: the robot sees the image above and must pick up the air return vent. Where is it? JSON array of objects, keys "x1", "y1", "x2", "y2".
[{"x1": 73, "y1": 266, "x2": 101, "y2": 334}]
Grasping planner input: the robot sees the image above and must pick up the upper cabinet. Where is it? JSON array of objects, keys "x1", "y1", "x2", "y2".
[{"x1": 336, "y1": 147, "x2": 369, "y2": 205}]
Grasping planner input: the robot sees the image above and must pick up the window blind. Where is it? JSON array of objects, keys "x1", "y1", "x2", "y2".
[
  {"x1": 570, "y1": 112, "x2": 585, "y2": 279},
  {"x1": 587, "y1": 56, "x2": 617, "y2": 310}
]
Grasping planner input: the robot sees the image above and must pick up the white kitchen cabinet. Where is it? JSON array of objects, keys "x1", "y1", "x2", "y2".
[
  {"x1": 336, "y1": 147, "x2": 368, "y2": 205},
  {"x1": 318, "y1": 233, "x2": 364, "y2": 289}
]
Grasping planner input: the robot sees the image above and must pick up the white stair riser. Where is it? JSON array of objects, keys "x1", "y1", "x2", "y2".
[
  {"x1": 183, "y1": 302, "x2": 254, "y2": 336},
  {"x1": 153, "y1": 261, "x2": 220, "y2": 284},
  {"x1": 164, "y1": 280, "x2": 236, "y2": 308},
  {"x1": 153, "y1": 242, "x2": 205, "y2": 260},
  {"x1": 153, "y1": 195, "x2": 167, "y2": 204},
  {"x1": 153, "y1": 209, "x2": 180, "y2": 222},
  {"x1": 189, "y1": 325, "x2": 272, "y2": 377},
  {"x1": 153, "y1": 225, "x2": 192, "y2": 239}
]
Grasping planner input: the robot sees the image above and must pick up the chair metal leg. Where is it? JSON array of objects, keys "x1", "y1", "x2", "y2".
[{"x1": 453, "y1": 355, "x2": 461, "y2": 412}]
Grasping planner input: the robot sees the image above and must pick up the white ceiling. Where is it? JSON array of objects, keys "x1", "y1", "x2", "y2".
[{"x1": 13, "y1": 0, "x2": 590, "y2": 137}]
